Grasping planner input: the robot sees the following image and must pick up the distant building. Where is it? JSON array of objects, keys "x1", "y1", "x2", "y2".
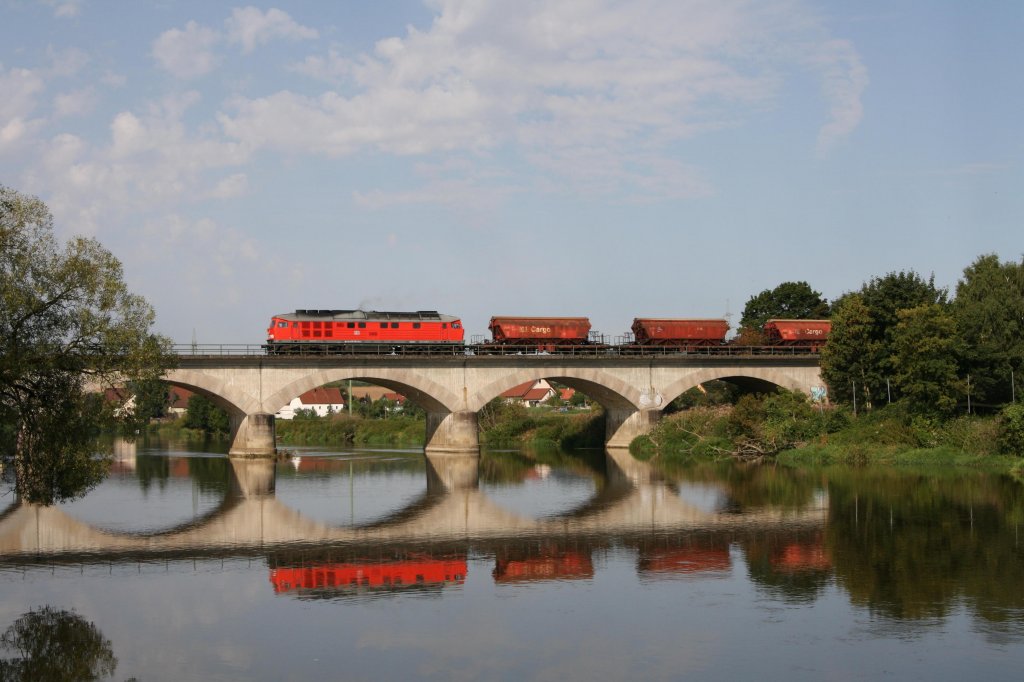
[
  {"x1": 276, "y1": 387, "x2": 346, "y2": 420},
  {"x1": 167, "y1": 387, "x2": 195, "y2": 417},
  {"x1": 500, "y1": 379, "x2": 556, "y2": 407}
]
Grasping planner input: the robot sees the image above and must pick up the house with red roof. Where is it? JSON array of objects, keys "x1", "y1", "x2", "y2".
[
  {"x1": 276, "y1": 387, "x2": 346, "y2": 420},
  {"x1": 500, "y1": 379, "x2": 557, "y2": 407}
]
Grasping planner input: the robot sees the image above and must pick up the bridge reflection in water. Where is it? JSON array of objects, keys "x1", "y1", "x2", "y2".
[{"x1": 0, "y1": 449, "x2": 828, "y2": 598}]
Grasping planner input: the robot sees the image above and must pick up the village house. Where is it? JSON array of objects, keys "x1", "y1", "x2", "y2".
[
  {"x1": 276, "y1": 387, "x2": 346, "y2": 420},
  {"x1": 500, "y1": 379, "x2": 558, "y2": 407}
]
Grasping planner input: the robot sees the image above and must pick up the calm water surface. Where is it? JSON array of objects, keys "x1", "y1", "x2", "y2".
[{"x1": 1, "y1": 438, "x2": 1022, "y2": 681}]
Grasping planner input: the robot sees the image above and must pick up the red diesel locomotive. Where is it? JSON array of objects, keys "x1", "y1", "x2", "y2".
[{"x1": 266, "y1": 309, "x2": 464, "y2": 353}]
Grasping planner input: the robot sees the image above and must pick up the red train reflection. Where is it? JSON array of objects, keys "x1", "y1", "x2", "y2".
[
  {"x1": 493, "y1": 551, "x2": 594, "y2": 583},
  {"x1": 638, "y1": 547, "x2": 731, "y2": 575},
  {"x1": 270, "y1": 557, "x2": 467, "y2": 594}
]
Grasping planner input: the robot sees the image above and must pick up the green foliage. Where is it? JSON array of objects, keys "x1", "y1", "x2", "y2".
[
  {"x1": 739, "y1": 281, "x2": 829, "y2": 333},
  {"x1": 824, "y1": 270, "x2": 947, "y2": 410},
  {"x1": 667, "y1": 380, "x2": 738, "y2": 412},
  {"x1": 820, "y1": 294, "x2": 876, "y2": 406},
  {"x1": 890, "y1": 304, "x2": 963, "y2": 416},
  {"x1": 998, "y1": 403, "x2": 1024, "y2": 455},
  {"x1": 183, "y1": 395, "x2": 229, "y2": 434},
  {"x1": 953, "y1": 254, "x2": 1024, "y2": 407},
  {"x1": 0, "y1": 607, "x2": 118, "y2": 681},
  {"x1": 1, "y1": 186, "x2": 172, "y2": 504}
]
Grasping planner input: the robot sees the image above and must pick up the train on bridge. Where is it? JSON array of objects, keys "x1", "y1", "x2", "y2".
[{"x1": 265, "y1": 310, "x2": 831, "y2": 355}]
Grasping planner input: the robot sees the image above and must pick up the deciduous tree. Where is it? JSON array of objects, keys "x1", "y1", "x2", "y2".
[
  {"x1": 0, "y1": 186, "x2": 171, "y2": 504},
  {"x1": 739, "y1": 281, "x2": 830, "y2": 333}
]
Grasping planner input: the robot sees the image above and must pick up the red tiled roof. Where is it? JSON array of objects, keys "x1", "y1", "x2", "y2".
[
  {"x1": 298, "y1": 387, "x2": 345, "y2": 405},
  {"x1": 523, "y1": 388, "x2": 552, "y2": 402},
  {"x1": 560, "y1": 388, "x2": 575, "y2": 401},
  {"x1": 500, "y1": 381, "x2": 536, "y2": 399},
  {"x1": 168, "y1": 388, "x2": 195, "y2": 409},
  {"x1": 383, "y1": 392, "x2": 406, "y2": 403}
]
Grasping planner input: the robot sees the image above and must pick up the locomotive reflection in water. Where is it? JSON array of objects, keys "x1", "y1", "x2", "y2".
[
  {"x1": 270, "y1": 554, "x2": 467, "y2": 598},
  {"x1": 264, "y1": 309, "x2": 832, "y2": 355}
]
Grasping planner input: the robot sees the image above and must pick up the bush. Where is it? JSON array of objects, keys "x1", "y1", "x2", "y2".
[{"x1": 998, "y1": 403, "x2": 1024, "y2": 455}]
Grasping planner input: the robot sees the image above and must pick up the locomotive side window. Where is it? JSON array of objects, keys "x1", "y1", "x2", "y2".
[
  {"x1": 380, "y1": 323, "x2": 388, "y2": 329},
  {"x1": 358, "y1": 322, "x2": 366, "y2": 329},
  {"x1": 442, "y1": 323, "x2": 447, "y2": 329},
  {"x1": 391, "y1": 323, "x2": 399, "y2": 329},
  {"x1": 347, "y1": 322, "x2": 355, "y2": 329},
  {"x1": 413, "y1": 323, "x2": 421, "y2": 329}
]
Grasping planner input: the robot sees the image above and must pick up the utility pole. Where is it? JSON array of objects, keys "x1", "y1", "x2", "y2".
[
  {"x1": 967, "y1": 374, "x2": 972, "y2": 415},
  {"x1": 852, "y1": 380, "x2": 857, "y2": 416}
]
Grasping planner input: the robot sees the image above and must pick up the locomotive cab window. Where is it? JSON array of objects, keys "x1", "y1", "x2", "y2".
[
  {"x1": 453, "y1": 323, "x2": 461, "y2": 329},
  {"x1": 277, "y1": 322, "x2": 287, "y2": 328}
]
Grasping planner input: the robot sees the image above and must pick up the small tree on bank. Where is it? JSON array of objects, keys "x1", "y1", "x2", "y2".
[{"x1": 0, "y1": 186, "x2": 171, "y2": 504}]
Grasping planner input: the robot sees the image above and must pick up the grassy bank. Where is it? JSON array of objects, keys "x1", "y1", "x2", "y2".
[
  {"x1": 270, "y1": 405, "x2": 605, "y2": 451},
  {"x1": 632, "y1": 401, "x2": 1024, "y2": 476},
  {"x1": 276, "y1": 415, "x2": 426, "y2": 447}
]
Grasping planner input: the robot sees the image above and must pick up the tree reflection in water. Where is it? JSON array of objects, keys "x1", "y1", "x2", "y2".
[{"x1": 0, "y1": 607, "x2": 119, "y2": 682}]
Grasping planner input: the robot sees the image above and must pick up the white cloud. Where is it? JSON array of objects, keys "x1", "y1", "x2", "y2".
[
  {"x1": 0, "y1": 65, "x2": 45, "y2": 122},
  {"x1": 206, "y1": 173, "x2": 249, "y2": 199},
  {"x1": 39, "y1": 0, "x2": 83, "y2": 19},
  {"x1": 814, "y1": 39, "x2": 869, "y2": 154},
  {"x1": 53, "y1": 87, "x2": 97, "y2": 118},
  {"x1": 152, "y1": 20, "x2": 221, "y2": 79},
  {"x1": 229, "y1": 0, "x2": 866, "y2": 202},
  {"x1": 225, "y1": 6, "x2": 318, "y2": 54}
]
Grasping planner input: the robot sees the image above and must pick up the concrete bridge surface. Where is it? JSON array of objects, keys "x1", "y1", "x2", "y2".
[{"x1": 162, "y1": 353, "x2": 823, "y2": 456}]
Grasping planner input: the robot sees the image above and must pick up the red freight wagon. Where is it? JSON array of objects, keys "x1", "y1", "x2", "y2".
[
  {"x1": 763, "y1": 319, "x2": 831, "y2": 350},
  {"x1": 631, "y1": 318, "x2": 729, "y2": 347},
  {"x1": 487, "y1": 316, "x2": 592, "y2": 349},
  {"x1": 266, "y1": 309, "x2": 464, "y2": 353}
]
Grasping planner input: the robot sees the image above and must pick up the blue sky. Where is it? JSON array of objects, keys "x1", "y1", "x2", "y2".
[{"x1": 2, "y1": 1, "x2": 1021, "y2": 344}]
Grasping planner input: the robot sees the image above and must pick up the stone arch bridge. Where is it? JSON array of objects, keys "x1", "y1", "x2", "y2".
[{"x1": 165, "y1": 354, "x2": 823, "y2": 456}]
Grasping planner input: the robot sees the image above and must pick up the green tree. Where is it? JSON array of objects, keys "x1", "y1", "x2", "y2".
[
  {"x1": 824, "y1": 270, "x2": 946, "y2": 410},
  {"x1": 820, "y1": 294, "x2": 878, "y2": 407},
  {"x1": 739, "y1": 281, "x2": 830, "y2": 334},
  {"x1": 0, "y1": 607, "x2": 118, "y2": 681},
  {"x1": 183, "y1": 394, "x2": 229, "y2": 434},
  {"x1": 0, "y1": 186, "x2": 171, "y2": 504},
  {"x1": 952, "y1": 254, "x2": 1024, "y2": 407},
  {"x1": 890, "y1": 304, "x2": 963, "y2": 416}
]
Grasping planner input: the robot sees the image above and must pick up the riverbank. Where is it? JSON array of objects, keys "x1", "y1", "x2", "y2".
[
  {"x1": 269, "y1": 406, "x2": 605, "y2": 451},
  {"x1": 630, "y1": 402, "x2": 1024, "y2": 476}
]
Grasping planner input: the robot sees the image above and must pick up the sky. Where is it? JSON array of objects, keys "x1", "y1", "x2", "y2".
[{"x1": 1, "y1": 0, "x2": 1021, "y2": 345}]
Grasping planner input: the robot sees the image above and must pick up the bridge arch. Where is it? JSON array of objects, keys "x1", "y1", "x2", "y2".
[
  {"x1": 468, "y1": 367, "x2": 642, "y2": 413},
  {"x1": 264, "y1": 368, "x2": 461, "y2": 416},
  {"x1": 658, "y1": 366, "x2": 821, "y2": 409}
]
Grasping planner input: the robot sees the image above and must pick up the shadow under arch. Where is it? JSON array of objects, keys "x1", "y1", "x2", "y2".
[
  {"x1": 469, "y1": 369, "x2": 641, "y2": 413},
  {"x1": 660, "y1": 367, "x2": 814, "y2": 408},
  {"x1": 264, "y1": 369, "x2": 460, "y2": 416}
]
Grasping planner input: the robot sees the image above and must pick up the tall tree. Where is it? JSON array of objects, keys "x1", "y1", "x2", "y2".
[
  {"x1": 826, "y1": 270, "x2": 948, "y2": 408},
  {"x1": 952, "y1": 254, "x2": 1024, "y2": 407},
  {"x1": 820, "y1": 294, "x2": 877, "y2": 407},
  {"x1": 890, "y1": 304, "x2": 963, "y2": 416},
  {"x1": 0, "y1": 186, "x2": 171, "y2": 504},
  {"x1": 739, "y1": 281, "x2": 830, "y2": 336}
]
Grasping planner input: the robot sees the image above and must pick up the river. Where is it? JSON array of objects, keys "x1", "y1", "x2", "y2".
[{"x1": 0, "y1": 438, "x2": 1022, "y2": 681}]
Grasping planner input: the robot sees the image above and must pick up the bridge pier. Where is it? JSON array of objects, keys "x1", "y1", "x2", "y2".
[
  {"x1": 425, "y1": 411, "x2": 480, "y2": 455},
  {"x1": 605, "y1": 408, "x2": 660, "y2": 449},
  {"x1": 228, "y1": 412, "x2": 277, "y2": 457}
]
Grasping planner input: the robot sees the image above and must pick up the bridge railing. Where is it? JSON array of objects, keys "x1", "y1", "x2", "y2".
[{"x1": 171, "y1": 344, "x2": 821, "y2": 358}]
